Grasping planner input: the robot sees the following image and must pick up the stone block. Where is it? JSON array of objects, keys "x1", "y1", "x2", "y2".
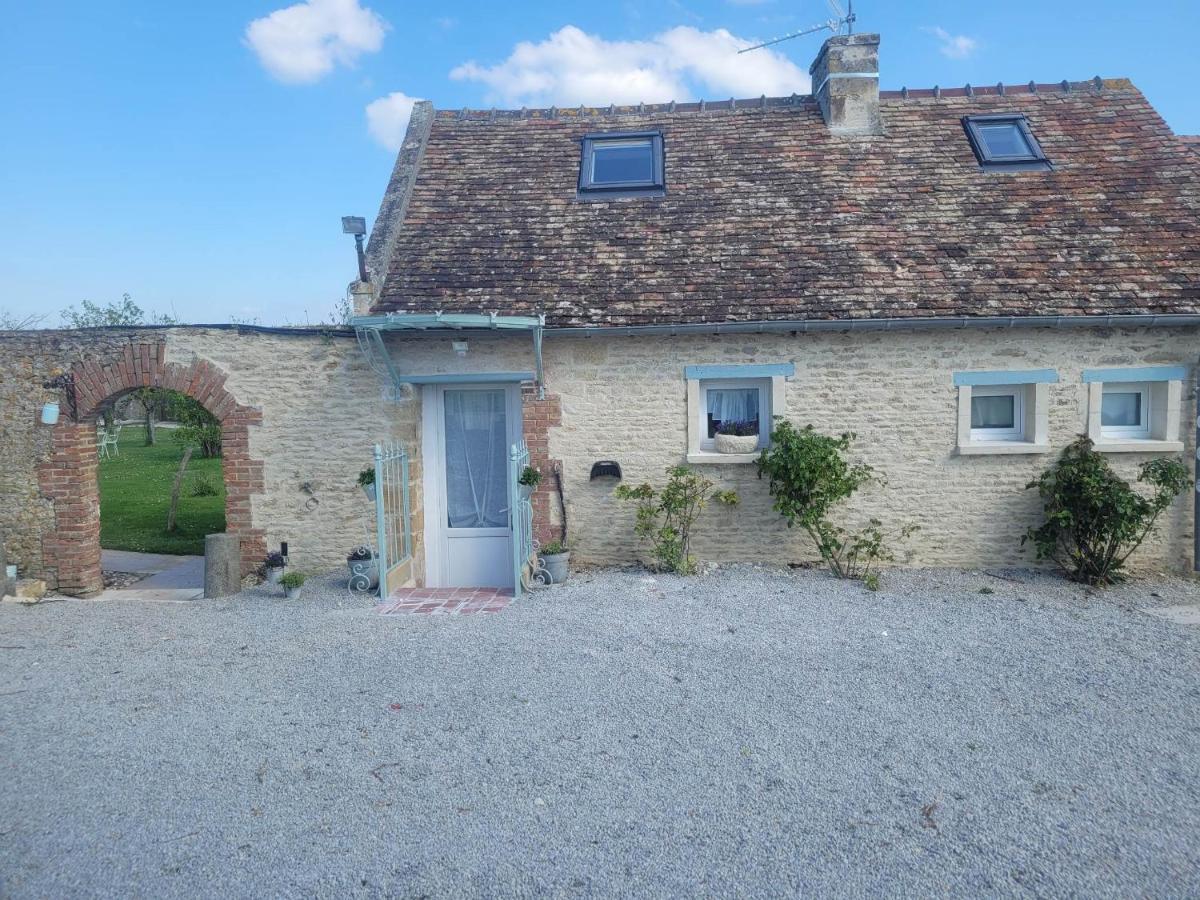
[{"x1": 204, "y1": 533, "x2": 241, "y2": 598}]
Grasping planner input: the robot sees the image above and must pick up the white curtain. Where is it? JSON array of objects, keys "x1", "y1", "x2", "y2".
[
  {"x1": 444, "y1": 390, "x2": 507, "y2": 529},
  {"x1": 707, "y1": 388, "x2": 759, "y2": 435},
  {"x1": 971, "y1": 395, "x2": 1014, "y2": 429}
]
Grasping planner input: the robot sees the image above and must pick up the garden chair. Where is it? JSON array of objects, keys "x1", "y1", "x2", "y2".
[{"x1": 98, "y1": 425, "x2": 121, "y2": 459}]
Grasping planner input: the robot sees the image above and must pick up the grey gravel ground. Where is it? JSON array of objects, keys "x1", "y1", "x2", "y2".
[{"x1": 2, "y1": 565, "x2": 1199, "y2": 898}]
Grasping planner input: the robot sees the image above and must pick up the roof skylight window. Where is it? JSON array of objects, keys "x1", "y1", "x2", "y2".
[
  {"x1": 579, "y1": 131, "x2": 664, "y2": 197},
  {"x1": 963, "y1": 115, "x2": 1051, "y2": 171}
]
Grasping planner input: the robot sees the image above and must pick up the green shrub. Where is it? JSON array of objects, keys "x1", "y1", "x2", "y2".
[
  {"x1": 519, "y1": 466, "x2": 542, "y2": 487},
  {"x1": 357, "y1": 467, "x2": 375, "y2": 487},
  {"x1": 280, "y1": 571, "x2": 306, "y2": 589},
  {"x1": 756, "y1": 420, "x2": 916, "y2": 584},
  {"x1": 188, "y1": 472, "x2": 220, "y2": 497},
  {"x1": 541, "y1": 540, "x2": 566, "y2": 555},
  {"x1": 1023, "y1": 436, "x2": 1190, "y2": 586},
  {"x1": 615, "y1": 466, "x2": 738, "y2": 574},
  {"x1": 168, "y1": 393, "x2": 222, "y2": 458}
]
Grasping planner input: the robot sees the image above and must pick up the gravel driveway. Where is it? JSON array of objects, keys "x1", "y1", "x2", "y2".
[{"x1": 2, "y1": 566, "x2": 1199, "y2": 898}]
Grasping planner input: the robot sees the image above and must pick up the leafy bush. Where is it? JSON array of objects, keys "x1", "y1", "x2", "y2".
[
  {"x1": 1023, "y1": 436, "x2": 1190, "y2": 586},
  {"x1": 519, "y1": 466, "x2": 542, "y2": 487},
  {"x1": 168, "y1": 393, "x2": 221, "y2": 458},
  {"x1": 615, "y1": 465, "x2": 738, "y2": 574},
  {"x1": 756, "y1": 420, "x2": 916, "y2": 584},
  {"x1": 358, "y1": 467, "x2": 375, "y2": 487},
  {"x1": 188, "y1": 472, "x2": 220, "y2": 497},
  {"x1": 715, "y1": 420, "x2": 758, "y2": 437},
  {"x1": 280, "y1": 571, "x2": 306, "y2": 589},
  {"x1": 541, "y1": 540, "x2": 566, "y2": 555}
]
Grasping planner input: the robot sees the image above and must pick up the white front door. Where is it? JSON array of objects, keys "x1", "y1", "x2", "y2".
[{"x1": 422, "y1": 383, "x2": 521, "y2": 588}]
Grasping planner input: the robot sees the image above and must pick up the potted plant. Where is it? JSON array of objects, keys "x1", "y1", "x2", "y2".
[
  {"x1": 714, "y1": 420, "x2": 759, "y2": 454},
  {"x1": 540, "y1": 540, "x2": 570, "y2": 584},
  {"x1": 518, "y1": 465, "x2": 541, "y2": 500},
  {"x1": 347, "y1": 545, "x2": 379, "y2": 592},
  {"x1": 358, "y1": 467, "x2": 377, "y2": 502},
  {"x1": 280, "y1": 570, "x2": 306, "y2": 600},
  {"x1": 263, "y1": 551, "x2": 285, "y2": 584}
]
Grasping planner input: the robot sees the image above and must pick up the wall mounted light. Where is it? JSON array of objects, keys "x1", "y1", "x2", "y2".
[{"x1": 451, "y1": 340, "x2": 469, "y2": 357}]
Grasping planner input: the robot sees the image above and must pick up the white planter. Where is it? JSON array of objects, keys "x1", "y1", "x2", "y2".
[
  {"x1": 285, "y1": 587, "x2": 302, "y2": 600},
  {"x1": 519, "y1": 483, "x2": 536, "y2": 500},
  {"x1": 715, "y1": 433, "x2": 759, "y2": 454},
  {"x1": 362, "y1": 483, "x2": 377, "y2": 502},
  {"x1": 266, "y1": 567, "x2": 284, "y2": 584}
]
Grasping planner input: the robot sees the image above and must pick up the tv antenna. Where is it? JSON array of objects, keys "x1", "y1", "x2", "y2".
[{"x1": 738, "y1": 0, "x2": 855, "y2": 54}]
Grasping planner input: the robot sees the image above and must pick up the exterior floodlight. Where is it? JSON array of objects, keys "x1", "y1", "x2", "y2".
[{"x1": 341, "y1": 215, "x2": 369, "y2": 282}]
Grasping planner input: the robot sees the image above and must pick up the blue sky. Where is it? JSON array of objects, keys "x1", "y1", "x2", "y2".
[{"x1": 2, "y1": 0, "x2": 1196, "y2": 326}]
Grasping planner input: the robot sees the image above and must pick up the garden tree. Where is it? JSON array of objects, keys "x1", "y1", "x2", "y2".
[
  {"x1": 0, "y1": 309, "x2": 45, "y2": 329},
  {"x1": 615, "y1": 466, "x2": 738, "y2": 574},
  {"x1": 166, "y1": 392, "x2": 222, "y2": 458},
  {"x1": 755, "y1": 421, "x2": 916, "y2": 588},
  {"x1": 1024, "y1": 436, "x2": 1191, "y2": 586}
]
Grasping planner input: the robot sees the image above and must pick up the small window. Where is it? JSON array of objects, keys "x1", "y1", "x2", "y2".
[
  {"x1": 699, "y1": 379, "x2": 771, "y2": 452},
  {"x1": 1101, "y1": 382, "x2": 1151, "y2": 439},
  {"x1": 962, "y1": 115, "x2": 1050, "y2": 171},
  {"x1": 579, "y1": 131, "x2": 664, "y2": 195},
  {"x1": 970, "y1": 386, "x2": 1024, "y2": 442}
]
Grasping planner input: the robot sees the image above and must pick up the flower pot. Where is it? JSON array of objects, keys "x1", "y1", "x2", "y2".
[
  {"x1": 285, "y1": 587, "x2": 302, "y2": 600},
  {"x1": 362, "y1": 483, "x2": 377, "y2": 502},
  {"x1": 266, "y1": 566, "x2": 284, "y2": 584},
  {"x1": 715, "y1": 433, "x2": 759, "y2": 454},
  {"x1": 519, "y1": 484, "x2": 535, "y2": 501},
  {"x1": 541, "y1": 551, "x2": 570, "y2": 584},
  {"x1": 347, "y1": 556, "x2": 379, "y2": 592}
]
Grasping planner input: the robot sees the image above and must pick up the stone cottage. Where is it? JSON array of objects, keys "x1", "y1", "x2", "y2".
[{"x1": 2, "y1": 33, "x2": 1198, "y2": 596}]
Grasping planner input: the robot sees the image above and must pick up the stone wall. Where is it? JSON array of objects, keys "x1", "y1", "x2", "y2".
[
  {"x1": 382, "y1": 325, "x2": 1199, "y2": 576},
  {"x1": 2, "y1": 324, "x2": 1196, "y2": 593},
  {"x1": 0, "y1": 327, "x2": 418, "y2": 592}
]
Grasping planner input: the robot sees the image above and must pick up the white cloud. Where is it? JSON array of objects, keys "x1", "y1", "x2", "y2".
[
  {"x1": 925, "y1": 26, "x2": 978, "y2": 61},
  {"x1": 245, "y1": 0, "x2": 387, "y2": 83},
  {"x1": 449, "y1": 25, "x2": 809, "y2": 108},
  {"x1": 366, "y1": 91, "x2": 421, "y2": 151}
]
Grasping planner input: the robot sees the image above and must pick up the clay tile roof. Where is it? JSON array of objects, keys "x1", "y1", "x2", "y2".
[{"x1": 370, "y1": 80, "x2": 1200, "y2": 327}]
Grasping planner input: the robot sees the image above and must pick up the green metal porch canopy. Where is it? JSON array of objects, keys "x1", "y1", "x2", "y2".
[{"x1": 351, "y1": 312, "x2": 546, "y2": 399}]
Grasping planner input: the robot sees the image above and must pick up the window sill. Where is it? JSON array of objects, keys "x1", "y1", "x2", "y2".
[
  {"x1": 957, "y1": 442, "x2": 1050, "y2": 456},
  {"x1": 687, "y1": 452, "x2": 760, "y2": 465},
  {"x1": 1092, "y1": 439, "x2": 1184, "y2": 454}
]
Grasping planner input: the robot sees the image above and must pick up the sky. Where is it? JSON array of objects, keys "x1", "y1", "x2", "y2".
[{"x1": 2, "y1": 0, "x2": 1197, "y2": 327}]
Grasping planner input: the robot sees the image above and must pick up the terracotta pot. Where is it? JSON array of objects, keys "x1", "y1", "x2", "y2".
[{"x1": 715, "y1": 432, "x2": 759, "y2": 454}]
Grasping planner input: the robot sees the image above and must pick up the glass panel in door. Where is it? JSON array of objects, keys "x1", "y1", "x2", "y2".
[{"x1": 443, "y1": 389, "x2": 508, "y2": 530}]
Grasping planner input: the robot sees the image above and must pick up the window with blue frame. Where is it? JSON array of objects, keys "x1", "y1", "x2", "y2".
[{"x1": 579, "y1": 131, "x2": 664, "y2": 195}]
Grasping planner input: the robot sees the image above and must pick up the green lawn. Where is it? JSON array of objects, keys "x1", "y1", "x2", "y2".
[{"x1": 98, "y1": 428, "x2": 225, "y2": 556}]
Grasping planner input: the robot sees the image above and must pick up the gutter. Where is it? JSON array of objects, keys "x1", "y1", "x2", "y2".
[{"x1": 545, "y1": 314, "x2": 1200, "y2": 337}]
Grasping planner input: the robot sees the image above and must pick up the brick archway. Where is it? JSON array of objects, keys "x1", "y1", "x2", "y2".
[{"x1": 36, "y1": 340, "x2": 265, "y2": 596}]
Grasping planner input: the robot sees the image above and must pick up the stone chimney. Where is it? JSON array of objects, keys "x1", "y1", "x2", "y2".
[{"x1": 809, "y1": 33, "x2": 881, "y2": 135}]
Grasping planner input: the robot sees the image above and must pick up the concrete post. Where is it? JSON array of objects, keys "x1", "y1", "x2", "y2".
[{"x1": 204, "y1": 533, "x2": 241, "y2": 598}]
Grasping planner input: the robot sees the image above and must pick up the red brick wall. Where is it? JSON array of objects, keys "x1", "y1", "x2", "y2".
[
  {"x1": 35, "y1": 339, "x2": 265, "y2": 596},
  {"x1": 521, "y1": 386, "x2": 563, "y2": 547}
]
